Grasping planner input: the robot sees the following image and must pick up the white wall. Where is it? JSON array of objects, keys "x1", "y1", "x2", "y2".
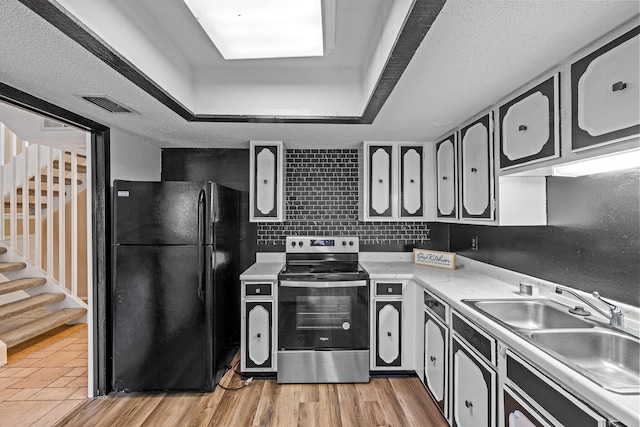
[{"x1": 109, "y1": 127, "x2": 162, "y2": 183}]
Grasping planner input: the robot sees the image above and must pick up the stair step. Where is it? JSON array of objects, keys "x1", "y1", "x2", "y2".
[
  {"x1": 16, "y1": 188, "x2": 61, "y2": 197},
  {"x1": 30, "y1": 175, "x2": 82, "y2": 185},
  {"x1": 0, "y1": 277, "x2": 47, "y2": 295},
  {"x1": 53, "y1": 160, "x2": 87, "y2": 173},
  {"x1": 4, "y1": 195, "x2": 48, "y2": 204},
  {"x1": 0, "y1": 262, "x2": 26, "y2": 273},
  {"x1": 0, "y1": 308, "x2": 87, "y2": 348},
  {"x1": 0, "y1": 247, "x2": 6, "y2": 254},
  {"x1": 4, "y1": 202, "x2": 47, "y2": 209},
  {"x1": 0, "y1": 293, "x2": 65, "y2": 321},
  {"x1": 28, "y1": 181, "x2": 62, "y2": 191},
  {"x1": 65, "y1": 152, "x2": 87, "y2": 162}
]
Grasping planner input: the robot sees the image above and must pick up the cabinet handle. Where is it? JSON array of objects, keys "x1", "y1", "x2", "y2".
[
  {"x1": 387, "y1": 287, "x2": 393, "y2": 293},
  {"x1": 378, "y1": 179, "x2": 383, "y2": 183},
  {"x1": 465, "y1": 400, "x2": 473, "y2": 408},
  {"x1": 256, "y1": 333, "x2": 261, "y2": 338},
  {"x1": 410, "y1": 179, "x2": 415, "y2": 183},
  {"x1": 387, "y1": 331, "x2": 392, "y2": 337},
  {"x1": 442, "y1": 176, "x2": 448, "y2": 181},
  {"x1": 471, "y1": 168, "x2": 478, "y2": 173},
  {"x1": 430, "y1": 356, "x2": 436, "y2": 362},
  {"x1": 518, "y1": 125, "x2": 527, "y2": 131},
  {"x1": 263, "y1": 179, "x2": 268, "y2": 184},
  {"x1": 612, "y1": 81, "x2": 627, "y2": 92}
]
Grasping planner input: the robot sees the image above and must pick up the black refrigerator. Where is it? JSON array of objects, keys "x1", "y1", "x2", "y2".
[{"x1": 112, "y1": 180, "x2": 241, "y2": 392}]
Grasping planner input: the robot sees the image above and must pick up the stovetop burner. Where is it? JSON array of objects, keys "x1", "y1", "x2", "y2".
[
  {"x1": 279, "y1": 261, "x2": 368, "y2": 281},
  {"x1": 279, "y1": 236, "x2": 368, "y2": 281},
  {"x1": 281, "y1": 262, "x2": 360, "y2": 275}
]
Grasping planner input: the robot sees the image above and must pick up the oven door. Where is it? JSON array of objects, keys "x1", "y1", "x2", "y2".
[{"x1": 278, "y1": 280, "x2": 369, "y2": 350}]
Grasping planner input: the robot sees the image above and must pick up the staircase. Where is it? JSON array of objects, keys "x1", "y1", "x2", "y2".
[
  {"x1": 0, "y1": 246, "x2": 87, "y2": 364},
  {"x1": 0, "y1": 124, "x2": 89, "y2": 366}
]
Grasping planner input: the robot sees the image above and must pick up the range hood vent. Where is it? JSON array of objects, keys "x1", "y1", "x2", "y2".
[{"x1": 81, "y1": 96, "x2": 138, "y2": 114}]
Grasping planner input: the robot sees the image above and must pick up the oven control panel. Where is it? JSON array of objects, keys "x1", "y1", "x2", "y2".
[{"x1": 285, "y1": 236, "x2": 359, "y2": 253}]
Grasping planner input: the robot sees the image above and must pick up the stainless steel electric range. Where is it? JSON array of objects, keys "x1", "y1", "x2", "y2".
[{"x1": 277, "y1": 236, "x2": 370, "y2": 383}]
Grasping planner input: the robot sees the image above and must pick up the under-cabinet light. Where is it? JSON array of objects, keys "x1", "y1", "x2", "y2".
[
  {"x1": 551, "y1": 148, "x2": 640, "y2": 177},
  {"x1": 182, "y1": 0, "x2": 325, "y2": 60}
]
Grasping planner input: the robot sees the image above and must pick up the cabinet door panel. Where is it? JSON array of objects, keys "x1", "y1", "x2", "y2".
[
  {"x1": 572, "y1": 27, "x2": 640, "y2": 150},
  {"x1": 452, "y1": 337, "x2": 495, "y2": 427},
  {"x1": 424, "y1": 311, "x2": 448, "y2": 416},
  {"x1": 504, "y1": 386, "x2": 552, "y2": 427},
  {"x1": 400, "y1": 145, "x2": 423, "y2": 217},
  {"x1": 503, "y1": 92, "x2": 549, "y2": 159},
  {"x1": 255, "y1": 147, "x2": 276, "y2": 215},
  {"x1": 376, "y1": 300, "x2": 402, "y2": 366},
  {"x1": 436, "y1": 135, "x2": 457, "y2": 218},
  {"x1": 461, "y1": 114, "x2": 493, "y2": 219},
  {"x1": 369, "y1": 146, "x2": 393, "y2": 217},
  {"x1": 499, "y1": 75, "x2": 559, "y2": 169},
  {"x1": 250, "y1": 142, "x2": 283, "y2": 221},
  {"x1": 245, "y1": 301, "x2": 272, "y2": 368},
  {"x1": 507, "y1": 352, "x2": 606, "y2": 427}
]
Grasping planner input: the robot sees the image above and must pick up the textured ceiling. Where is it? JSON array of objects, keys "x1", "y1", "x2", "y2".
[{"x1": 0, "y1": 0, "x2": 638, "y2": 148}]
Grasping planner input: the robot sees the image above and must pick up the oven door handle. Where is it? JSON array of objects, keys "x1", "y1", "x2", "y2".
[{"x1": 280, "y1": 280, "x2": 368, "y2": 288}]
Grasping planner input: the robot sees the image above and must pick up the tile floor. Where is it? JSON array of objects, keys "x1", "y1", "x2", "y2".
[{"x1": 0, "y1": 324, "x2": 88, "y2": 426}]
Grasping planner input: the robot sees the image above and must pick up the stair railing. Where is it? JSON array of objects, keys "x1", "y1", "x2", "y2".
[{"x1": 0, "y1": 121, "x2": 89, "y2": 303}]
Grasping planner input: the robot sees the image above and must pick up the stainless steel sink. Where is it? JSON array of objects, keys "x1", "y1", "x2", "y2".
[
  {"x1": 463, "y1": 298, "x2": 640, "y2": 394},
  {"x1": 466, "y1": 299, "x2": 594, "y2": 330},
  {"x1": 529, "y1": 329, "x2": 640, "y2": 393}
]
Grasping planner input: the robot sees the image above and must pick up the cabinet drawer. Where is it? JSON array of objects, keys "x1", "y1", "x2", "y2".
[
  {"x1": 507, "y1": 351, "x2": 606, "y2": 427},
  {"x1": 423, "y1": 290, "x2": 448, "y2": 324},
  {"x1": 376, "y1": 282, "x2": 403, "y2": 296},
  {"x1": 245, "y1": 283, "x2": 272, "y2": 296},
  {"x1": 452, "y1": 311, "x2": 496, "y2": 366}
]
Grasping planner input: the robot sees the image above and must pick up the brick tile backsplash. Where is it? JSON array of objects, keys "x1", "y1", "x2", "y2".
[{"x1": 257, "y1": 149, "x2": 431, "y2": 247}]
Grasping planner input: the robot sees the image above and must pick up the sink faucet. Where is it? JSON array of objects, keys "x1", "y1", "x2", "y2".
[{"x1": 555, "y1": 286, "x2": 624, "y2": 328}]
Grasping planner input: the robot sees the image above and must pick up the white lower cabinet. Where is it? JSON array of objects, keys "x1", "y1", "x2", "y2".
[
  {"x1": 503, "y1": 385, "x2": 553, "y2": 427},
  {"x1": 241, "y1": 282, "x2": 276, "y2": 373},
  {"x1": 424, "y1": 310, "x2": 448, "y2": 417},
  {"x1": 504, "y1": 350, "x2": 607, "y2": 427},
  {"x1": 374, "y1": 300, "x2": 402, "y2": 367},
  {"x1": 422, "y1": 289, "x2": 450, "y2": 419},
  {"x1": 452, "y1": 335, "x2": 496, "y2": 427},
  {"x1": 371, "y1": 281, "x2": 405, "y2": 369}
]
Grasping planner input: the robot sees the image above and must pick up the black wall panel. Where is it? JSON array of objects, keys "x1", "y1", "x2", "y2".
[
  {"x1": 161, "y1": 148, "x2": 256, "y2": 274},
  {"x1": 450, "y1": 168, "x2": 640, "y2": 306}
]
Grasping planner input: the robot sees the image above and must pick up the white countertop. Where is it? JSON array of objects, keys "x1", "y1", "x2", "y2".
[
  {"x1": 363, "y1": 255, "x2": 640, "y2": 427},
  {"x1": 239, "y1": 261, "x2": 284, "y2": 280},
  {"x1": 240, "y1": 253, "x2": 639, "y2": 426}
]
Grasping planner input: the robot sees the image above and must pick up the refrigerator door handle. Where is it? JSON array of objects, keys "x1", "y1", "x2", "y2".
[{"x1": 197, "y1": 189, "x2": 206, "y2": 300}]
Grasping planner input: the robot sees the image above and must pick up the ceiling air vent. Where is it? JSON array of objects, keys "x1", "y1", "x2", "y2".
[{"x1": 81, "y1": 96, "x2": 138, "y2": 114}]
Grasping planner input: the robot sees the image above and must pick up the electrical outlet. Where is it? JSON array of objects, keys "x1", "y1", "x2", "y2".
[{"x1": 471, "y1": 236, "x2": 479, "y2": 250}]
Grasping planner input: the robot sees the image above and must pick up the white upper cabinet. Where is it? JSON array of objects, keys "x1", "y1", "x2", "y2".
[
  {"x1": 250, "y1": 141, "x2": 284, "y2": 222},
  {"x1": 369, "y1": 145, "x2": 393, "y2": 218},
  {"x1": 499, "y1": 74, "x2": 560, "y2": 169},
  {"x1": 460, "y1": 113, "x2": 494, "y2": 220},
  {"x1": 360, "y1": 142, "x2": 428, "y2": 221},
  {"x1": 430, "y1": 111, "x2": 547, "y2": 226},
  {"x1": 436, "y1": 134, "x2": 458, "y2": 219},
  {"x1": 400, "y1": 145, "x2": 425, "y2": 218},
  {"x1": 571, "y1": 26, "x2": 639, "y2": 151}
]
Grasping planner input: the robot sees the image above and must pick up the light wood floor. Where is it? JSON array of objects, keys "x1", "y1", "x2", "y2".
[
  {"x1": 56, "y1": 353, "x2": 448, "y2": 427},
  {"x1": 0, "y1": 322, "x2": 88, "y2": 426}
]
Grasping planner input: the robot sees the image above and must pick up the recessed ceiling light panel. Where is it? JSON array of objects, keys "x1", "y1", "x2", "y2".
[{"x1": 182, "y1": 0, "x2": 324, "y2": 60}]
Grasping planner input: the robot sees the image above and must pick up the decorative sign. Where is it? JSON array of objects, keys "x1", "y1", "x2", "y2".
[{"x1": 413, "y1": 249, "x2": 456, "y2": 270}]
